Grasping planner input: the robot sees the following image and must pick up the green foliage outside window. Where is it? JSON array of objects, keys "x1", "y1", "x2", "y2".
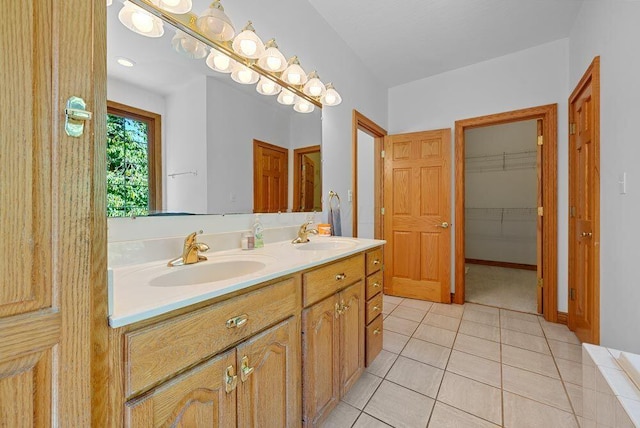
[{"x1": 107, "y1": 114, "x2": 150, "y2": 217}]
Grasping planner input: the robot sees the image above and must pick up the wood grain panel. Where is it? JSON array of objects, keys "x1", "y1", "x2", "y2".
[
  {"x1": 366, "y1": 292, "x2": 383, "y2": 324},
  {"x1": 302, "y1": 255, "x2": 364, "y2": 307},
  {"x1": 339, "y1": 282, "x2": 365, "y2": 397},
  {"x1": 365, "y1": 315, "x2": 383, "y2": 367},
  {"x1": 421, "y1": 233, "x2": 439, "y2": 281},
  {"x1": 392, "y1": 140, "x2": 411, "y2": 160},
  {"x1": 421, "y1": 139, "x2": 441, "y2": 158},
  {"x1": 365, "y1": 271, "x2": 383, "y2": 300},
  {"x1": 0, "y1": 311, "x2": 60, "y2": 362},
  {"x1": 421, "y1": 167, "x2": 441, "y2": 215},
  {"x1": 392, "y1": 232, "x2": 412, "y2": 278},
  {"x1": 125, "y1": 278, "x2": 298, "y2": 397},
  {"x1": 365, "y1": 247, "x2": 383, "y2": 276},
  {"x1": 392, "y1": 169, "x2": 411, "y2": 215}
]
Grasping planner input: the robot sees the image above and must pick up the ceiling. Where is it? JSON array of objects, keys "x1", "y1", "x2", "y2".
[{"x1": 307, "y1": 0, "x2": 583, "y2": 87}]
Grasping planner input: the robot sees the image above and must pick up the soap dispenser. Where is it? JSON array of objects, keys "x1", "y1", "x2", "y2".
[{"x1": 253, "y1": 215, "x2": 264, "y2": 248}]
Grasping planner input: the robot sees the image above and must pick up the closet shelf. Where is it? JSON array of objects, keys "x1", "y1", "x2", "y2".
[{"x1": 465, "y1": 150, "x2": 536, "y2": 173}]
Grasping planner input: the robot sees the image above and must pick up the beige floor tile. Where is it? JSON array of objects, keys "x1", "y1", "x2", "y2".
[
  {"x1": 366, "y1": 349, "x2": 398, "y2": 378},
  {"x1": 565, "y1": 382, "x2": 583, "y2": 416},
  {"x1": 462, "y1": 309, "x2": 500, "y2": 327},
  {"x1": 382, "y1": 330, "x2": 410, "y2": 354},
  {"x1": 428, "y1": 402, "x2": 501, "y2": 428},
  {"x1": 321, "y1": 402, "x2": 361, "y2": 428},
  {"x1": 437, "y1": 372, "x2": 502, "y2": 425},
  {"x1": 399, "y1": 298, "x2": 433, "y2": 311},
  {"x1": 500, "y1": 316, "x2": 544, "y2": 336},
  {"x1": 458, "y1": 320, "x2": 500, "y2": 343},
  {"x1": 463, "y1": 303, "x2": 500, "y2": 315},
  {"x1": 352, "y1": 413, "x2": 391, "y2": 428},
  {"x1": 453, "y1": 333, "x2": 501, "y2": 362},
  {"x1": 500, "y1": 309, "x2": 540, "y2": 323},
  {"x1": 423, "y1": 312, "x2": 461, "y2": 332},
  {"x1": 446, "y1": 350, "x2": 501, "y2": 388},
  {"x1": 364, "y1": 380, "x2": 435, "y2": 428},
  {"x1": 548, "y1": 339, "x2": 582, "y2": 363},
  {"x1": 382, "y1": 302, "x2": 397, "y2": 316},
  {"x1": 401, "y1": 338, "x2": 451, "y2": 369},
  {"x1": 389, "y1": 305, "x2": 427, "y2": 323},
  {"x1": 386, "y1": 356, "x2": 444, "y2": 398},
  {"x1": 501, "y1": 329, "x2": 551, "y2": 355},
  {"x1": 384, "y1": 315, "x2": 419, "y2": 336},
  {"x1": 501, "y1": 344, "x2": 559, "y2": 378},
  {"x1": 383, "y1": 295, "x2": 404, "y2": 305},
  {"x1": 556, "y1": 357, "x2": 583, "y2": 386},
  {"x1": 502, "y1": 365, "x2": 572, "y2": 411},
  {"x1": 341, "y1": 372, "x2": 383, "y2": 410},
  {"x1": 431, "y1": 303, "x2": 465, "y2": 318},
  {"x1": 413, "y1": 324, "x2": 457, "y2": 348},
  {"x1": 503, "y1": 391, "x2": 579, "y2": 428},
  {"x1": 540, "y1": 322, "x2": 581, "y2": 344}
]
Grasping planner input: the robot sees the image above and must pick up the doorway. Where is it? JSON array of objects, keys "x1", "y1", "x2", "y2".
[
  {"x1": 253, "y1": 139, "x2": 288, "y2": 213},
  {"x1": 293, "y1": 145, "x2": 322, "y2": 212},
  {"x1": 454, "y1": 105, "x2": 559, "y2": 322}
]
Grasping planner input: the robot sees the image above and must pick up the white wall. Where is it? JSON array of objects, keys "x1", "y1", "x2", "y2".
[
  {"x1": 356, "y1": 130, "x2": 375, "y2": 239},
  {"x1": 165, "y1": 76, "x2": 208, "y2": 213},
  {"x1": 569, "y1": 0, "x2": 640, "y2": 353},
  {"x1": 388, "y1": 39, "x2": 570, "y2": 310}
]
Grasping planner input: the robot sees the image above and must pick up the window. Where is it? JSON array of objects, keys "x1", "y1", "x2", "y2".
[{"x1": 106, "y1": 101, "x2": 162, "y2": 217}]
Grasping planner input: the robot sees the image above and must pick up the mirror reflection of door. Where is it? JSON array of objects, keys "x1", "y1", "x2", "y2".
[
  {"x1": 253, "y1": 140, "x2": 289, "y2": 213},
  {"x1": 293, "y1": 146, "x2": 322, "y2": 212}
]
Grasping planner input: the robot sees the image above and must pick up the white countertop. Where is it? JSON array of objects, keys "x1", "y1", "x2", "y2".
[{"x1": 108, "y1": 237, "x2": 385, "y2": 328}]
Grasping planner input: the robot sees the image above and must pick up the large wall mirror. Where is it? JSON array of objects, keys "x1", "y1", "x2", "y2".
[{"x1": 106, "y1": 2, "x2": 322, "y2": 217}]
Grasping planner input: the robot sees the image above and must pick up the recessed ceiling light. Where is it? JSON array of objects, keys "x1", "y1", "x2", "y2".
[{"x1": 116, "y1": 57, "x2": 136, "y2": 67}]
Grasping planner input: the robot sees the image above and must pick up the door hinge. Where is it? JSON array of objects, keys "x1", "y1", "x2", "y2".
[
  {"x1": 570, "y1": 288, "x2": 576, "y2": 301},
  {"x1": 569, "y1": 123, "x2": 577, "y2": 135},
  {"x1": 537, "y1": 278, "x2": 543, "y2": 288},
  {"x1": 570, "y1": 206, "x2": 576, "y2": 217},
  {"x1": 381, "y1": 150, "x2": 385, "y2": 158},
  {"x1": 537, "y1": 135, "x2": 543, "y2": 146},
  {"x1": 380, "y1": 207, "x2": 385, "y2": 215},
  {"x1": 537, "y1": 206, "x2": 543, "y2": 216}
]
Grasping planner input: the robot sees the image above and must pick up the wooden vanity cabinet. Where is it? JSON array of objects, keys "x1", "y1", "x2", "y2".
[
  {"x1": 364, "y1": 248, "x2": 384, "y2": 366},
  {"x1": 301, "y1": 255, "x2": 366, "y2": 427}
]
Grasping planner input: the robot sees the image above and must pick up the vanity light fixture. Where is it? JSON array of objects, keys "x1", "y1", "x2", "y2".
[
  {"x1": 107, "y1": 0, "x2": 113, "y2": 6},
  {"x1": 281, "y1": 56, "x2": 307, "y2": 86},
  {"x1": 258, "y1": 39, "x2": 287, "y2": 72},
  {"x1": 293, "y1": 96, "x2": 315, "y2": 114},
  {"x1": 196, "y1": 0, "x2": 235, "y2": 41},
  {"x1": 321, "y1": 83, "x2": 342, "y2": 106},
  {"x1": 232, "y1": 22, "x2": 265, "y2": 59},
  {"x1": 256, "y1": 76, "x2": 281, "y2": 96},
  {"x1": 303, "y1": 71, "x2": 326, "y2": 97},
  {"x1": 172, "y1": 30, "x2": 207, "y2": 59},
  {"x1": 205, "y1": 48, "x2": 235, "y2": 73},
  {"x1": 277, "y1": 88, "x2": 296, "y2": 105},
  {"x1": 230, "y1": 62, "x2": 259, "y2": 85},
  {"x1": 116, "y1": 56, "x2": 136, "y2": 67},
  {"x1": 119, "y1": 1, "x2": 164, "y2": 37},
  {"x1": 151, "y1": 0, "x2": 192, "y2": 14}
]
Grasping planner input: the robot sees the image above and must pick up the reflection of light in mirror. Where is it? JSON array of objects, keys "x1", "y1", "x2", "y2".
[
  {"x1": 118, "y1": 1, "x2": 164, "y2": 37},
  {"x1": 116, "y1": 57, "x2": 135, "y2": 67},
  {"x1": 231, "y1": 63, "x2": 259, "y2": 84},
  {"x1": 256, "y1": 77, "x2": 281, "y2": 96},
  {"x1": 153, "y1": 0, "x2": 192, "y2": 14},
  {"x1": 277, "y1": 89, "x2": 296, "y2": 105},
  {"x1": 294, "y1": 97, "x2": 314, "y2": 114},
  {"x1": 172, "y1": 31, "x2": 208, "y2": 59},
  {"x1": 206, "y1": 49, "x2": 235, "y2": 73}
]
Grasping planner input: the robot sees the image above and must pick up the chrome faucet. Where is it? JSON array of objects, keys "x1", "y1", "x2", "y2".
[
  {"x1": 167, "y1": 231, "x2": 210, "y2": 267},
  {"x1": 292, "y1": 221, "x2": 318, "y2": 244}
]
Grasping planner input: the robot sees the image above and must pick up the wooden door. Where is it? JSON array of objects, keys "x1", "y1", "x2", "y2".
[
  {"x1": 568, "y1": 57, "x2": 600, "y2": 344},
  {"x1": 383, "y1": 129, "x2": 451, "y2": 302},
  {"x1": 254, "y1": 140, "x2": 288, "y2": 213},
  {"x1": 302, "y1": 295, "x2": 340, "y2": 427},
  {"x1": 536, "y1": 119, "x2": 544, "y2": 314},
  {"x1": 339, "y1": 282, "x2": 365, "y2": 396},
  {"x1": 301, "y1": 156, "x2": 316, "y2": 211},
  {"x1": 237, "y1": 317, "x2": 301, "y2": 428},
  {"x1": 125, "y1": 349, "x2": 236, "y2": 427},
  {"x1": 0, "y1": 1, "x2": 104, "y2": 426}
]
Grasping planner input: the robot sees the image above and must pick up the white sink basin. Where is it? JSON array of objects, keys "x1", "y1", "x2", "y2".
[
  {"x1": 295, "y1": 239, "x2": 358, "y2": 251},
  {"x1": 150, "y1": 259, "x2": 267, "y2": 287}
]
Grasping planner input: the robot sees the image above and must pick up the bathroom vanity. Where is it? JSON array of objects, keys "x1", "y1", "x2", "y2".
[{"x1": 106, "y1": 237, "x2": 384, "y2": 427}]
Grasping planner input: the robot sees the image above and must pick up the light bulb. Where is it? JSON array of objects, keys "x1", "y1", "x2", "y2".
[
  {"x1": 262, "y1": 81, "x2": 275, "y2": 93},
  {"x1": 324, "y1": 93, "x2": 336, "y2": 104},
  {"x1": 258, "y1": 40, "x2": 287, "y2": 72},
  {"x1": 131, "y1": 11, "x2": 154, "y2": 33},
  {"x1": 231, "y1": 63, "x2": 258, "y2": 84},
  {"x1": 321, "y1": 84, "x2": 342, "y2": 106},
  {"x1": 294, "y1": 97, "x2": 315, "y2": 113},
  {"x1": 163, "y1": 0, "x2": 179, "y2": 6},
  {"x1": 288, "y1": 73, "x2": 301, "y2": 85},
  {"x1": 232, "y1": 22, "x2": 265, "y2": 59},
  {"x1": 214, "y1": 54, "x2": 230, "y2": 70},
  {"x1": 277, "y1": 89, "x2": 295, "y2": 105},
  {"x1": 240, "y1": 39, "x2": 257, "y2": 56},
  {"x1": 238, "y1": 69, "x2": 252, "y2": 83},
  {"x1": 266, "y1": 56, "x2": 282, "y2": 71},
  {"x1": 310, "y1": 86, "x2": 322, "y2": 96}
]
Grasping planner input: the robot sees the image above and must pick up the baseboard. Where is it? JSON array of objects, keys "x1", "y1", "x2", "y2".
[
  {"x1": 557, "y1": 311, "x2": 568, "y2": 325},
  {"x1": 465, "y1": 258, "x2": 537, "y2": 271}
]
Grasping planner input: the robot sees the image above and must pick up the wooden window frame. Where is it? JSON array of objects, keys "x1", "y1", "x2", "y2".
[{"x1": 106, "y1": 100, "x2": 162, "y2": 214}]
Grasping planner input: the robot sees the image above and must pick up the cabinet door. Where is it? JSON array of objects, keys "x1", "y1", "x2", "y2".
[
  {"x1": 302, "y1": 295, "x2": 340, "y2": 427},
  {"x1": 339, "y1": 281, "x2": 365, "y2": 396},
  {"x1": 236, "y1": 317, "x2": 301, "y2": 428},
  {"x1": 125, "y1": 349, "x2": 236, "y2": 428}
]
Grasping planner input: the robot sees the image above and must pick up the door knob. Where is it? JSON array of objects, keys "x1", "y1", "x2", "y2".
[
  {"x1": 436, "y1": 222, "x2": 449, "y2": 229},
  {"x1": 581, "y1": 232, "x2": 593, "y2": 237}
]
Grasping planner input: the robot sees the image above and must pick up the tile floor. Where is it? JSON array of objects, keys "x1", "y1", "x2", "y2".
[{"x1": 321, "y1": 295, "x2": 584, "y2": 428}]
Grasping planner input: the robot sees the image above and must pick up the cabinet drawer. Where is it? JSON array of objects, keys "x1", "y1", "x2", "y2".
[
  {"x1": 365, "y1": 247, "x2": 383, "y2": 276},
  {"x1": 303, "y1": 255, "x2": 364, "y2": 307},
  {"x1": 365, "y1": 293, "x2": 383, "y2": 325},
  {"x1": 365, "y1": 271, "x2": 383, "y2": 300},
  {"x1": 124, "y1": 277, "x2": 298, "y2": 398},
  {"x1": 365, "y1": 315, "x2": 383, "y2": 367}
]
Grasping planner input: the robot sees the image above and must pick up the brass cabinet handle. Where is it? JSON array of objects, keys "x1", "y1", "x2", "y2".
[
  {"x1": 226, "y1": 314, "x2": 249, "y2": 329},
  {"x1": 373, "y1": 259, "x2": 380, "y2": 265},
  {"x1": 372, "y1": 282, "x2": 381, "y2": 288},
  {"x1": 240, "y1": 356, "x2": 254, "y2": 382},
  {"x1": 581, "y1": 232, "x2": 593, "y2": 237},
  {"x1": 373, "y1": 306, "x2": 381, "y2": 312},
  {"x1": 225, "y1": 365, "x2": 238, "y2": 393},
  {"x1": 335, "y1": 273, "x2": 346, "y2": 281},
  {"x1": 373, "y1": 328, "x2": 381, "y2": 335},
  {"x1": 335, "y1": 302, "x2": 343, "y2": 318}
]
